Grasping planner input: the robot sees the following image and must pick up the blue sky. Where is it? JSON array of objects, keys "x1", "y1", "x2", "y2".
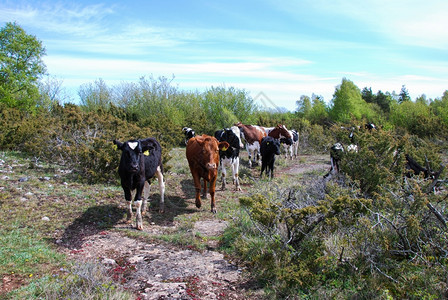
[{"x1": 1, "y1": 0, "x2": 447, "y2": 111}]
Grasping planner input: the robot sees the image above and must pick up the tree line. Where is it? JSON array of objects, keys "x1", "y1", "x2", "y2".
[
  {"x1": 2, "y1": 22, "x2": 448, "y2": 143},
  {"x1": 2, "y1": 21, "x2": 448, "y2": 170}
]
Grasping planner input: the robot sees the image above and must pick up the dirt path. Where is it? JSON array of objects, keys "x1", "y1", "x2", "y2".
[{"x1": 58, "y1": 154, "x2": 330, "y2": 299}]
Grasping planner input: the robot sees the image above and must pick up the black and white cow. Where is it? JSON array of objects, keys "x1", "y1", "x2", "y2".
[
  {"x1": 260, "y1": 136, "x2": 281, "y2": 178},
  {"x1": 113, "y1": 138, "x2": 165, "y2": 230},
  {"x1": 326, "y1": 142, "x2": 344, "y2": 177},
  {"x1": 281, "y1": 129, "x2": 299, "y2": 159},
  {"x1": 365, "y1": 123, "x2": 376, "y2": 131},
  {"x1": 324, "y1": 128, "x2": 359, "y2": 178},
  {"x1": 182, "y1": 127, "x2": 196, "y2": 145},
  {"x1": 214, "y1": 126, "x2": 243, "y2": 191}
]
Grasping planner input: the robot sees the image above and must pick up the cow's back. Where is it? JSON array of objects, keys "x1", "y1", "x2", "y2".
[
  {"x1": 241, "y1": 125, "x2": 266, "y2": 144},
  {"x1": 141, "y1": 137, "x2": 163, "y2": 178}
]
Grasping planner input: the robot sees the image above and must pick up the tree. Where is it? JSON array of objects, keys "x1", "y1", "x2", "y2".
[
  {"x1": 329, "y1": 78, "x2": 370, "y2": 123},
  {"x1": 0, "y1": 22, "x2": 46, "y2": 111},
  {"x1": 295, "y1": 95, "x2": 312, "y2": 117},
  {"x1": 390, "y1": 100, "x2": 439, "y2": 137},
  {"x1": 361, "y1": 87, "x2": 375, "y2": 104},
  {"x1": 202, "y1": 86, "x2": 257, "y2": 130},
  {"x1": 375, "y1": 90, "x2": 393, "y2": 113},
  {"x1": 398, "y1": 85, "x2": 411, "y2": 103},
  {"x1": 415, "y1": 94, "x2": 428, "y2": 105},
  {"x1": 308, "y1": 95, "x2": 329, "y2": 125},
  {"x1": 78, "y1": 78, "x2": 112, "y2": 111},
  {"x1": 430, "y1": 90, "x2": 448, "y2": 128}
]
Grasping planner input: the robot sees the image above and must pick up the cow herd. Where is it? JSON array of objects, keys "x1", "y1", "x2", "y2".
[
  {"x1": 113, "y1": 121, "x2": 436, "y2": 230},
  {"x1": 114, "y1": 122, "x2": 300, "y2": 230}
]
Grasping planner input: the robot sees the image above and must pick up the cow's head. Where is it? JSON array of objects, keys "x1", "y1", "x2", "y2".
[
  {"x1": 218, "y1": 128, "x2": 240, "y2": 149},
  {"x1": 114, "y1": 139, "x2": 143, "y2": 173},
  {"x1": 198, "y1": 137, "x2": 229, "y2": 170},
  {"x1": 263, "y1": 136, "x2": 281, "y2": 155},
  {"x1": 271, "y1": 139, "x2": 281, "y2": 155},
  {"x1": 276, "y1": 125, "x2": 293, "y2": 145}
]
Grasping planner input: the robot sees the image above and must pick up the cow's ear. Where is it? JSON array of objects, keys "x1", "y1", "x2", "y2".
[
  {"x1": 113, "y1": 140, "x2": 124, "y2": 150},
  {"x1": 140, "y1": 139, "x2": 156, "y2": 154},
  {"x1": 195, "y1": 137, "x2": 204, "y2": 146},
  {"x1": 218, "y1": 141, "x2": 230, "y2": 151}
]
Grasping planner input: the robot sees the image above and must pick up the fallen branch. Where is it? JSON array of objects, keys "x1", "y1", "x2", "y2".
[
  {"x1": 424, "y1": 164, "x2": 447, "y2": 230},
  {"x1": 426, "y1": 202, "x2": 447, "y2": 230}
]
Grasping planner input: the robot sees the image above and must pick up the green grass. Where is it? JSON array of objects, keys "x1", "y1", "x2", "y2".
[
  {"x1": 1, "y1": 225, "x2": 131, "y2": 299},
  {"x1": 7, "y1": 262, "x2": 134, "y2": 300},
  {"x1": 0, "y1": 227, "x2": 65, "y2": 277},
  {"x1": 0, "y1": 151, "x2": 130, "y2": 298}
]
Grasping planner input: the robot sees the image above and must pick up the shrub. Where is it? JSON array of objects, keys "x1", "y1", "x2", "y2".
[
  {"x1": 0, "y1": 104, "x2": 168, "y2": 184},
  {"x1": 229, "y1": 143, "x2": 447, "y2": 298}
]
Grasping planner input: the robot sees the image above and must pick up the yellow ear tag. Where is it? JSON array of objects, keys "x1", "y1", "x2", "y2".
[
  {"x1": 143, "y1": 150, "x2": 150, "y2": 156},
  {"x1": 113, "y1": 144, "x2": 118, "y2": 150},
  {"x1": 221, "y1": 146, "x2": 228, "y2": 151}
]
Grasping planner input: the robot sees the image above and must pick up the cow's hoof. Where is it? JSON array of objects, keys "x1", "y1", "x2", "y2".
[
  {"x1": 195, "y1": 199, "x2": 202, "y2": 209},
  {"x1": 211, "y1": 208, "x2": 217, "y2": 214},
  {"x1": 136, "y1": 225, "x2": 143, "y2": 231}
]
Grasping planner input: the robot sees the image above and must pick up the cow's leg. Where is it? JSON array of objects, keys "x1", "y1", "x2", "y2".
[
  {"x1": 260, "y1": 161, "x2": 266, "y2": 177},
  {"x1": 134, "y1": 183, "x2": 145, "y2": 230},
  {"x1": 246, "y1": 144, "x2": 253, "y2": 168},
  {"x1": 329, "y1": 156, "x2": 337, "y2": 174},
  {"x1": 232, "y1": 158, "x2": 241, "y2": 191},
  {"x1": 202, "y1": 178, "x2": 208, "y2": 199},
  {"x1": 142, "y1": 181, "x2": 150, "y2": 215},
  {"x1": 221, "y1": 162, "x2": 227, "y2": 190},
  {"x1": 269, "y1": 160, "x2": 275, "y2": 178},
  {"x1": 209, "y1": 177, "x2": 217, "y2": 213},
  {"x1": 135, "y1": 199, "x2": 143, "y2": 230},
  {"x1": 123, "y1": 187, "x2": 133, "y2": 221},
  {"x1": 192, "y1": 174, "x2": 202, "y2": 209},
  {"x1": 155, "y1": 166, "x2": 165, "y2": 213}
]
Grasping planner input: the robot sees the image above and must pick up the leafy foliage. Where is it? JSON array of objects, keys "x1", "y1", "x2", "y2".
[
  {"x1": 329, "y1": 78, "x2": 373, "y2": 123},
  {"x1": 0, "y1": 103, "x2": 160, "y2": 183},
  {"x1": 0, "y1": 22, "x2": 46, "y2": 111},
  {"x1": 234, "y1": 163, "x2": 447, "y2": 298}
]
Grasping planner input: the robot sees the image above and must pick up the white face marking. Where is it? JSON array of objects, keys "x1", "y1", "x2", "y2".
[{"x1": 128, "y1": 142, "x2": 138, "y2": 150}]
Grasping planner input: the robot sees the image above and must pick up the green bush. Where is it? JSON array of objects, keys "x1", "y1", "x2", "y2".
[
  {"x1": 228, "y1": 143, "x2": 447, "y2": 298},
  {"x1": 0, "y1": 104, "x2": 167, "y2": 184}
]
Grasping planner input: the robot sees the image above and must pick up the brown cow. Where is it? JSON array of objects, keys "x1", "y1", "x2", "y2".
[
  {"x1": 186, "y1": 134, "x2": 230, "y2": 213},
  {"x1": 234, "y1": 122, "x2": 267, "y2": 167}
]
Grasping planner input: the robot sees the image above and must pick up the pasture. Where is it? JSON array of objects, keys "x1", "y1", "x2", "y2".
[{"x1": 0, "y1": 147, "x2": 327, "y2": 299}]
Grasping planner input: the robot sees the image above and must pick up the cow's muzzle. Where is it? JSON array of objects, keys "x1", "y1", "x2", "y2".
[{"x1": 206, "y1": 163, "x2": 217, "y2": 170}]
